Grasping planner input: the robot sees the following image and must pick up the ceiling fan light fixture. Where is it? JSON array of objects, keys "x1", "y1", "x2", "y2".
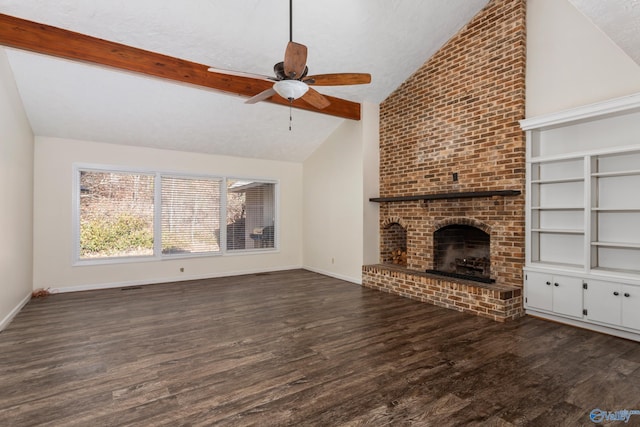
[{"x1": 273, "y1": 79, "x2": 309, "y2": 100}]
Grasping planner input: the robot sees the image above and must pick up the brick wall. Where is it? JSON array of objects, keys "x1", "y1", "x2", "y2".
[{"x1": 364, "y1": 0, "x2": 526, "y2": 320}]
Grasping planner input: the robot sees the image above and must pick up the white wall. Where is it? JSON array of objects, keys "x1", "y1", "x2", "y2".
[
  {"x1": 526, "y1": 0, "x2": 640, "y2": 117},
  {"x1": 302, "y1": 102, "x2": 379, "y2": 283},
  {"x1": 33, "y1": 137, "x2": 303, "y2": 291},
  {"x1": 361, "y1": 103, "x2": 380, "y2": 266},
  {"x1": 0, "y1": 48, "x2": 34, "y2": 330}
]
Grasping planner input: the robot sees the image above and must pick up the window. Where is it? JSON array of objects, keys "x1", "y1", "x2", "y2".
[
  {"x1": 226, "y1": 180, "x2": 276, "y2": 251},
  {"x1": 161, "y1": 176, "x2": 221, "y2": 255},
  {"x1": 79, "y1": 170, "x2": 155, "y2": 259},
  {"x1": 75, "y1": 166, "x2": 277, "y2": 263}
]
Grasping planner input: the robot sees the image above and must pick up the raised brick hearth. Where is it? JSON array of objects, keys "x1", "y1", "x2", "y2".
[
  {"x1": 363, "y1": 264, "x2": 522, "y2": 322},
  {"x1": 363, "y1": 0, "x2": 526, "y2": 322}
]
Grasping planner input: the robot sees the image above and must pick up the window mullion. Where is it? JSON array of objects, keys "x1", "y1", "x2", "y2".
[
  {"x1": 154, "y1": 173, "x2": 163, "y2": 258},
  {"x1": 220, "y1": 177, "x2": 228, "y2": 255}
]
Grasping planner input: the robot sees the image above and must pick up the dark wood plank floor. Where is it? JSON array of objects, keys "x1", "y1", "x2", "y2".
[{"x1": 1, "y1": 269, "x2": 640, "y2": 426}]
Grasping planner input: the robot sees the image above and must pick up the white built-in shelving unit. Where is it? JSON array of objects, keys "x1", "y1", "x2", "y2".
[{"x1": 521, "y1": 92, "x2": 640, "y2": 341}]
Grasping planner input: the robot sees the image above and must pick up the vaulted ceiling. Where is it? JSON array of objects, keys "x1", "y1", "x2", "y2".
[
  {"x1": 568, "y1": 0, "x2": 640, "y2": 65},
  {"x1": 0, "y1": 1, "x2": 638, "y2": 162}
]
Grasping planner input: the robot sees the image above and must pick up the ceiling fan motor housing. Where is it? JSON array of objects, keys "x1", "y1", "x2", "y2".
[{"x1": 274, "y1": 62, "x2": 308, "y2": 81}]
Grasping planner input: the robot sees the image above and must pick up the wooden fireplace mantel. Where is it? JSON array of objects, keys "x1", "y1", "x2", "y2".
[{"x1": 369, "y1": 190, "x2": 521, "y2": 203}]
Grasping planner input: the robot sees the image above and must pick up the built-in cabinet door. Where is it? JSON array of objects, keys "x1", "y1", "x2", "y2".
[
  {"x1": 525, "y1": 272, "x2": 583, "y2": 317},
  {"x1": 622, "y1": 285, "x2": 640, "y2": 330},
  {"x1": 552, "y1": 275, "x2": 583, "y2": 318},
  {"x1": 525, "y1": 272, "x2": 553, "y2": 311},
  {"x1": 585, "y1": 281, "x2": 640, "y2": 331},
  {"x1": 584, "y1": 279, "x2": 622, "y2": 326}
]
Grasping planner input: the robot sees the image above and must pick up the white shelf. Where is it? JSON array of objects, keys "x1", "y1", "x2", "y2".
[
  {"x1": 529, "y1": 145, "x2": 640, "y2": 164},
  {"x1": 592, "y1": 242, "x2": 640, "y2": 249},
  {"x1": 532, "y1": 228, "x2": 583, "y2": 234},
  {"x1": 531, "y1": 177, "x2": 583, "y2": 184},
  {"x1": 592, "y1": 170, "x2": 640, "y2": 178},
  {"x1": 529, "y1": 153, "x2": 586, "y2": 163},
  {"x1": 592, "y1": 207, "x2": 640, "y2": 212},
  {"x1": 530, "y1": 260, "x2": 584, "y2": 270},
  {"x1": 591, "y1": 266, "x2": 640, "y2": 276},
  {"x1": 533, "y1": 206, "x2": 583, "y2": 210}
]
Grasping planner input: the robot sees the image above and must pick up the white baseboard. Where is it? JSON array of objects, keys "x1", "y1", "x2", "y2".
[
  {"x1": 0, "y1": 292, "x2": 31, "y2": 332},
  {"x1": 50, "y1": 265, "x2": 304, "y2": 294},
  {"x1": 303, "y1": 266, "x2": 362, "y2": 285}
]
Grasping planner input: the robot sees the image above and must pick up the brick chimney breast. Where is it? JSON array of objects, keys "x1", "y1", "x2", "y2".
[{"x1": 363, "y1": 0, "x2": 526, "y2": 322}]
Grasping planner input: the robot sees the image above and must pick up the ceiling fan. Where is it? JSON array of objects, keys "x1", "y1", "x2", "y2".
[{"x1": 208, "y1": 0, "x2": 371, "y2": 112}]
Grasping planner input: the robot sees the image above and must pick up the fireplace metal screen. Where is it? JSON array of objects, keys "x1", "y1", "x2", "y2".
[{"x1": 427, "y1": 224, "x2": 493, "y2": 283}]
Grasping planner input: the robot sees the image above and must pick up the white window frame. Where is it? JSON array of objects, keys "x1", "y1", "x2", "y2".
[{"x1": 72, "y1": 164, "x2": 279, "y2": 266}]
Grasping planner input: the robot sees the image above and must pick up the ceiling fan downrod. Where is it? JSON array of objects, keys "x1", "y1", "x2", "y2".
[{"x1": 289, "y1": 0, "x2": 293, "y2": 43}]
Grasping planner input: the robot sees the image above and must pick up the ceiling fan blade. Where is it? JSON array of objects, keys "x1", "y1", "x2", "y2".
[
  {"x1": 300, "y1": 87, "x2": 331, "y2": 109},
  {"x1": 304, "y1": 73, "x2": 372, "y2": 86},
  {"x1": 207, "y1": 67, "x2": 274, "y2": 81},
  {"x1": 283, "y1": 41, "x2": 308, "y2": 79},
  {"x1": 245, "y1": 87, "x2": 277, "y2": 104}
]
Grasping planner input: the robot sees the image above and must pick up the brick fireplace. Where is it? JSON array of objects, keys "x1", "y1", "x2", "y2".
[{"x1": 362, "y1": 0, "x2": 526, "y2": 322}]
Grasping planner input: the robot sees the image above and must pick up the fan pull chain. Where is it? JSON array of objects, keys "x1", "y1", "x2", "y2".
[{"x1": 289, "y1": 98, "x2": 293, "y2": 131}]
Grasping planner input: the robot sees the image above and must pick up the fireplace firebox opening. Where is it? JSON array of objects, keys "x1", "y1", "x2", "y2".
[{"x1": 427, "y1": 224, "x2": 493, "y2": 283}]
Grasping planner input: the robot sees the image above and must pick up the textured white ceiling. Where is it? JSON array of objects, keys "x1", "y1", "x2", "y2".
[
  {"x1": 0, "y1": 0, "x2": 490, "y2": 162},
  {"x1": 568, "y1": 0, "x2": 640, "y2": 65},
  {"x1": 1, "y1": 1, "x2": 637, "y2": 162}
]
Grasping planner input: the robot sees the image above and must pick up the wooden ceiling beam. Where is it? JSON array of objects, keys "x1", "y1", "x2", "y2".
[{"x1": 0, "y1": 13, "x2": 361, "y2": 120}]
